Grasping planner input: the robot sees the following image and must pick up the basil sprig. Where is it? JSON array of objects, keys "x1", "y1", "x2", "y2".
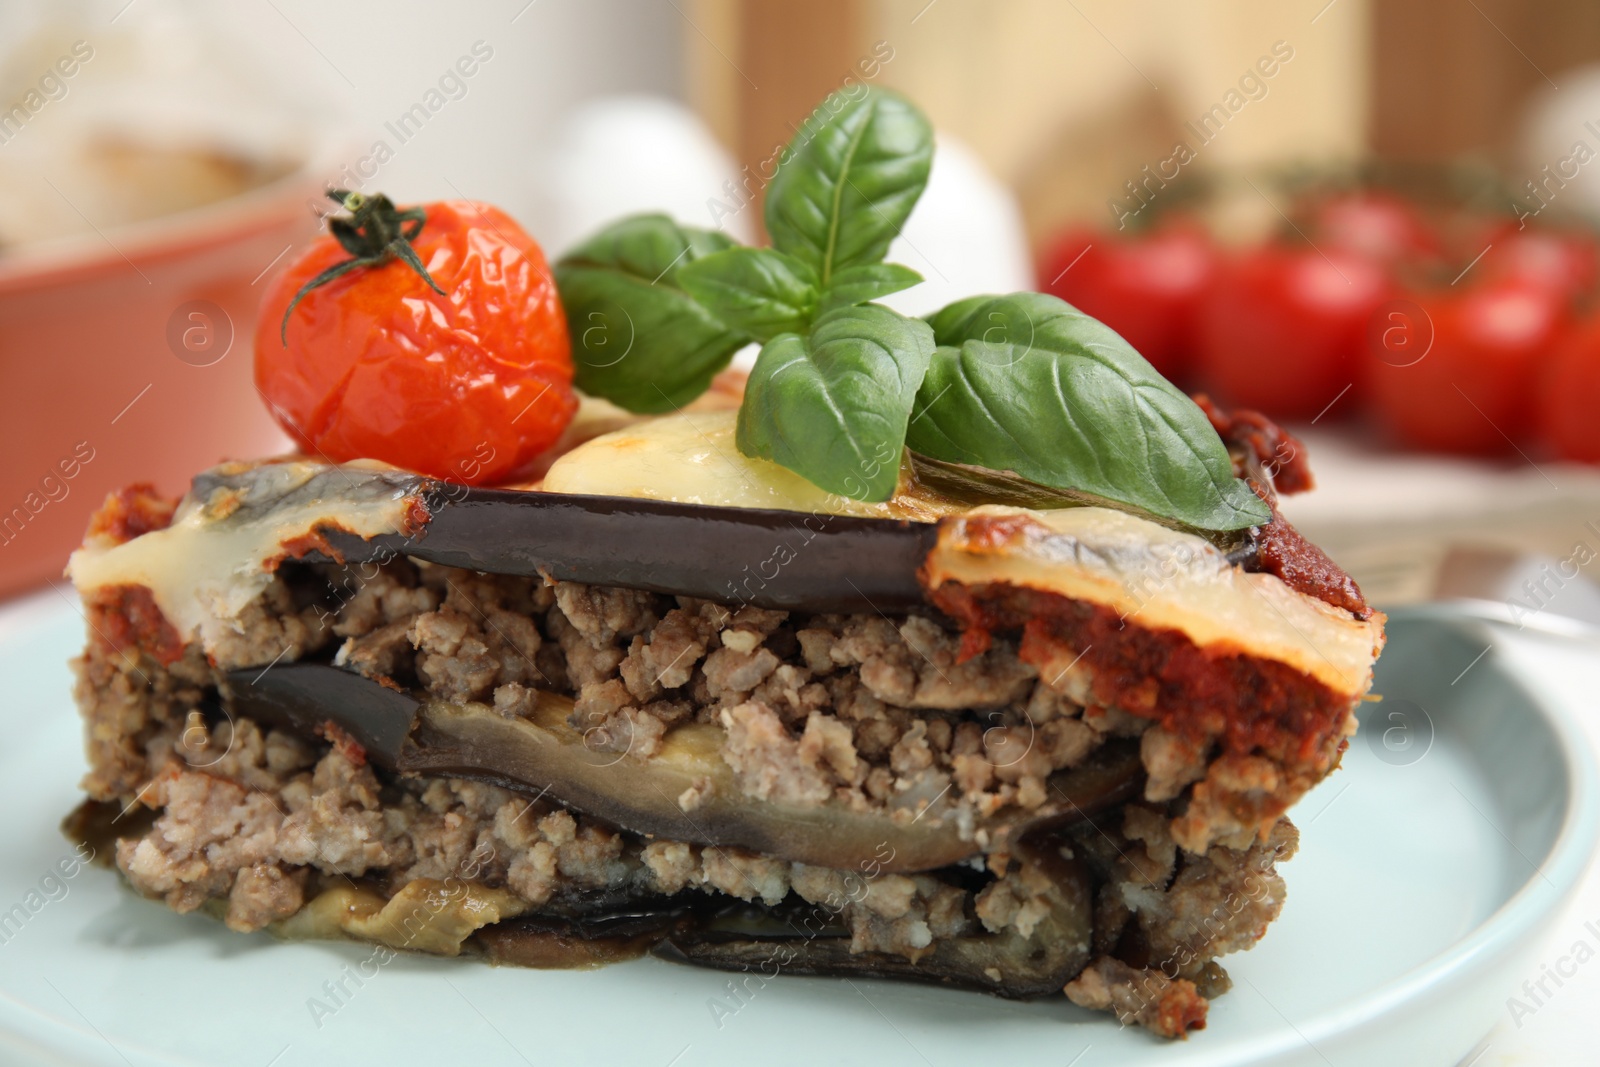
[
  {"x1": 738, "y1": 304, "x2": 934, "y2": 501},
  {"x1": 677, "y1": 248, "x2": 820, "y2": 342},
  {"x1": 558, "y1": 88, "x2": 936, "y2": 500},
  {"x1": 552, "y1": 86, "x2": 1268, "y2": 530},
  {"x1": 816, "y1": 263, "x2": 924, "y2": 315},
  {"x1": 909, "y1": 293, "x2": 1270, "y2": 529},
  {"x1": 764, "y1": 89, "x2": 933, "y2": 285},
  {"x1": 554, "y1": 214, "x2": 747, "y2": 413}
]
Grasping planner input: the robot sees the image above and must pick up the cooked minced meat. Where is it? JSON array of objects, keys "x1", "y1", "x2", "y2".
[
  {"x1": 311, "y1": 557, "x2": 1172, "y2": 837},
  {"x1": 1064, "y1": 957, "x2": 1210, "y2": 1039},
  {"x1": 71, "y1": 551, "x2": 1302, "y2": 1037},
  {"x1": 1070, "y1": 803, "x2": 1296, "y2": 983},
  {"x1": 101, "y1": 701, "x2": 976, "y2": 961},
  {"x1": 76, "y1": 629, "x2": 1290, "y2": 1029}
]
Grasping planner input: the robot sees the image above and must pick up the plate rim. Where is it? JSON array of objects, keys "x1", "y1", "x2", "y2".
[{"x1": 1258, "y1": 605, "x2": 1600, "y2": 1056}]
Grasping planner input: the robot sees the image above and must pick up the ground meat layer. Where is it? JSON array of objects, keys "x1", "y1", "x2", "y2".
[
  {"x1": 928, "y1": 579, "x2": 1356, "y2": 853},
  {"x1": 71, "y1": 552, "x2": 1314, "y2": 1037},
  {"x1": 113, "y1": 552, "x2": 1332, "y2": 860}
]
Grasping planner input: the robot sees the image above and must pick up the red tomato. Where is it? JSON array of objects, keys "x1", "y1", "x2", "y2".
[
  {"x1": 257, "y1": 196, "x2": 575, "y2": 484},
  {"x1": 1478, "y1": 226, "x2": 1598, "y2": 303},
  {"x1": 1314, "y1": 191, "x2": 1439, "y2": 264},
  {"x1": 1364, "y1": 281, "x2": 1567, "y2": 453},
  {"x1": 1039, "y1": 223, "x2": 1216, "y2": 381},
  {"x1": 1195, "y1": 245, "x2": 1391, "y2": 419},
  {"x1": 1539, "y1": 315, "x2": 1600, "y2": 462}
]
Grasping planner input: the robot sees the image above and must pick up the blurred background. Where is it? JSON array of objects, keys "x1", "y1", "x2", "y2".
[{"x1": 6, "y1": 0, "x2": 1600, "y2": 611}]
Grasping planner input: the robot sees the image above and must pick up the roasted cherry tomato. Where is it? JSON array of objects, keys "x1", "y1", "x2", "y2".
[
  {"x1": 1195, "y1": 244, "x2": 1391, "y2": 419},
  {"x1": 1477, "y1": 225, "x2": 1599, "y2": 303},
  {"x1": 1312, "y1": 190, "x2": 1439, "y2": 265},
  {"x1": 1038, "y1": 222, "x2": 1216, "y2": 382},
  {"x1": 256, "y1": 192, "x2": 575, "y2": 485},
  {"x1": 1539, "y1": 313, "x2": 1600, "y2": 463},
  {"x1": 1364, "y1": 280, "x2": 1567, "y2": 453}
]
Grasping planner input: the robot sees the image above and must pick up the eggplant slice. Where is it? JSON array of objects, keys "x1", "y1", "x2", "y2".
[
  {"x1": 471, "y1": 903, "x2": 702, "y2": 970},
  {"x1": 186, "y1": 461, "x2": 1252, "y2": 614},
  {"x1": 471, "y1": 837, "x2": 1096, "y2": 998},
  {"x1": 226, "y1": 663, "x2": 1143, "y2": 874},
  {"x1": 654, "y1": 838, "x2": 1094, "y2": 999},
  {"x1": 183, "y1": 462, "x2": 936, "y2": 613}
]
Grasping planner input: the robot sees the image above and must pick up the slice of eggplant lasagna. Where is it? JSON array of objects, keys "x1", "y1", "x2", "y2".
[{"x1": 65, "y1": 399, "x2": 1382, "y2": 1039}]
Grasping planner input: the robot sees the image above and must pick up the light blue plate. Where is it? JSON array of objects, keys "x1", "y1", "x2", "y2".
[{"x1": 0, "y1": 603, "x2": 1593, "y2": 1066}]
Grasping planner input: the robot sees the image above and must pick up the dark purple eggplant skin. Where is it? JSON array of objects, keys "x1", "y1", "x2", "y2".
[
  {"x1": 474, "y1": 844, "x2": 1096, "y2": 997},
  {"x1": 469, "y1": 903, "x2": 700, "y2": 969},
  {"x1": 186, "y1": 461, "x2": 935, "y2": 612},
  {"x1": 654, "y1": 841, "x2": 1094, "y2": 999},
  {"x1": 222, "y1": 664, "x2": 419, "y2": 770},
  {"x1": 416, "y1": 483, "x2": 939, "y2": 612},
  {"x1": 194, "y1": 460, "x2": 1258, "y2": 613},
  {"x1": 325, "y1": 486, "x2": 1255, "y2": 606},
  {"x1": 299, "y1": 477, "x2": 938, "y2": 613},
  {"x1": 224, "y1": 663, "x2": 1144, "y2": 874}
]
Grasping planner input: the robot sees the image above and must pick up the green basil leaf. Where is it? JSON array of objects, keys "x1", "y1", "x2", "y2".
[
  {"x1": 737, "y1": 304, "x2": 935, "y2": 502},
  {"x1": 765, "y1": 87, "x2": 934, "y2": 286},
  {"x1": 677, "y1": 247, "x2": 820, "y2": 342},
  {"x1": 555, "y1": 214, "x2": 748, "y2": 413},
  {"x1": 908, "y1": 293, "x2": 1272, "y2": 531},
  {"x1": 921, "y1": 293, "x2": 993, "y2": 338},
  {"x1": 817, "y1": 263, "x2": 924, "y2": 315}
]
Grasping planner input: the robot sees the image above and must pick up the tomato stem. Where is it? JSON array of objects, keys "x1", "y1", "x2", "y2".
[{"x1": 280, "y1": 189, "x2": 448, "y2": 345}]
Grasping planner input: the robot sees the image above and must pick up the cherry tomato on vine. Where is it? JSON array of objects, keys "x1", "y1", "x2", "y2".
[
  {"x1": 1364, "y1": 280, "x2": 1567, "y2": 454},
  {"x1": 256, "y1": 192, "x2": 575, "y2": 484},
  {"x1": 1195, "y1": 245, "x2": 1391, "y2": 419},
  {"x1": 1539, "y1": 314, "x2": 1600, "y2": 463},
  {"x1": 1038, "y1": 223, "x2": 1216, "y2": 382},
  {"x1": 1477, "y1": 225, "x2": 1599, "y2": 303},
  {"x1": 1313, "y1": 190, "x2": 1439, "y2": 265}
]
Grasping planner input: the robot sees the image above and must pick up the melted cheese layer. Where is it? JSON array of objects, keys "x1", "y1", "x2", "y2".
[
  {"x1": 550, "y1": 413, "x2": 1381, "y2": 694},
  {"x1": 69, "y1": 414, "x2": 1381, "y2": 696},
  {"x1": 924, "y1": 506, "x2": 1384, "y2": 697},
  {"x1": 542, "y1": 410, "x2": 950, "y2": 520},
  {"x1": 68, "y1": 461, "x2": 417, "y2": 650}
]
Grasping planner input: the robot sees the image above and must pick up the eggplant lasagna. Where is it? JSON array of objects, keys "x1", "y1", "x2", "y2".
[{"x1": 65, "y1": 399, "x2": 1382, "y2": 1039}]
